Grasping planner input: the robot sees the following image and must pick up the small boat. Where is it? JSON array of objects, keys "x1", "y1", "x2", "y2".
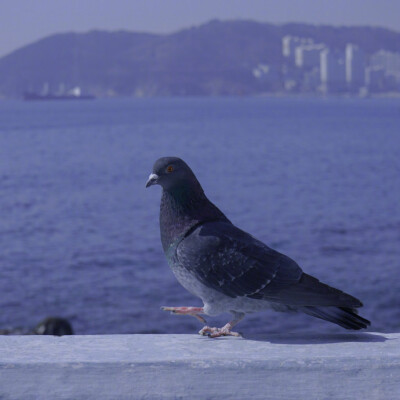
[{"x1": 23, "y1": 86, "x2": 95, "y2": 101}]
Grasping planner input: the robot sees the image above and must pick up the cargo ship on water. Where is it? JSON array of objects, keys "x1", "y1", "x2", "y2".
[{"x1": 24, "y1": 85, "x2": 95, "y2": 101}]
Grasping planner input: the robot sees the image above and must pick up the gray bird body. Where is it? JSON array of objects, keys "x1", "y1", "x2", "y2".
[{"x1": 147, "y1": 157, "x2": 370, "y2": 332}]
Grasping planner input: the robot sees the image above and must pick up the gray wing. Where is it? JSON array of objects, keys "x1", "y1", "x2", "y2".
[
  {"x1": 176, "y1": 220, "x2": 302, "y2": 301},
  {"x1": 176, "y1": 221, "x2": 362, "y2": 307}
]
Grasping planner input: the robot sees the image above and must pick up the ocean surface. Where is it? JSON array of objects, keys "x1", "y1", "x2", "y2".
[{"x1": 0, "y1": 97, "x2": 399, "y2": 335}]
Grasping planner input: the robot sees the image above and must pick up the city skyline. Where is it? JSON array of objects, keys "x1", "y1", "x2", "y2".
[
  {"x1": 278, "y1": 36, "x2": 400, "y2": 95},
  {"x1": 1, "y1": 0, "x2": 400, "y2": 58}
]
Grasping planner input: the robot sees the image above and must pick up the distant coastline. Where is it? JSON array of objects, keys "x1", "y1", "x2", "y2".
[
  {"x1": 1, "y1": 92, "x2": 400, "y2": 102},
  {"x1": 0, "y1": 20, "x2": 399, "y2": 100},
  {"x1": 0, "y1": 93, "x2": 398, "y2": 101}
]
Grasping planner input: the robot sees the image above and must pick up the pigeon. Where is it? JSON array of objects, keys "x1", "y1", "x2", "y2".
[{"x1": 146, "y1": 157, "x2": 371, "y2": 338}]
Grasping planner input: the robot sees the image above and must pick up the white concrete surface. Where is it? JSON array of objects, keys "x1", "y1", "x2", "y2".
[{"x1": 0, "y1": 332, "x2": 398, "y2": 400}]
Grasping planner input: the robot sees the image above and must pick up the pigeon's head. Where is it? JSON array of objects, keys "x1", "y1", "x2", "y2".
[{"x1": 146, "y1": 157, "x2": 200, "y2": 192}]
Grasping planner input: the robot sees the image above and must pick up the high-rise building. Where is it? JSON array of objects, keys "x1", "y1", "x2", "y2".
[
  {"x1": 282, "y1": 36, "x2": 313, "y2": 63},
  {"x1": 370, "y1": 50, "x2": 400, "y2": 75},
  {"x1": 345, "y1": 44, "x2": 366, "y2": 90},
  {"x1": 320, "y1": 49, "x2": 346, "y2": 93},
  {"x1": 295, "y1": 44, "x2": 325, "y2": 68},
  {"x1": 370, "y1": 50, "x2": 400, "y2": 87}
]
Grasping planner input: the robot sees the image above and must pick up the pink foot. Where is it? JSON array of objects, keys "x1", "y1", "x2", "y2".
[
  {"x1": 199, "y1": 324, "x2": 241, "y2": 338},
  {"x1": 161, "y1": 306, "x2": 206, "y2": 323}
]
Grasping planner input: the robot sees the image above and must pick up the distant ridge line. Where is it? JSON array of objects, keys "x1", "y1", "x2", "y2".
[{"x1": 0, "y1": 19, "x2": 399, "y2": 98}]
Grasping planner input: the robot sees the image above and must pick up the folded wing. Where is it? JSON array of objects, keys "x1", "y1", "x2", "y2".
[{"x1": 177, "y1": 221, "x2": 362, "y2": 308}]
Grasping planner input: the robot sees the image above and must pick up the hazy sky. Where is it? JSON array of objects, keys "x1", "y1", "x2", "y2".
[{"x1": 1, "y1": 0, "x2": 399, "y2": 57}]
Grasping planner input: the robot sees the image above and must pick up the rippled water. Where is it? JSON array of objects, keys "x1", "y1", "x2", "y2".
[{"x1": 0, "y1": 97, "x2": 399, "y2": 334}]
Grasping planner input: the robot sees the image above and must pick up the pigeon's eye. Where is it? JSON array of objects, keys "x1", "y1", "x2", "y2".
[{"x1": 166, "y1": 165, "x2": 174, "y2": 173}]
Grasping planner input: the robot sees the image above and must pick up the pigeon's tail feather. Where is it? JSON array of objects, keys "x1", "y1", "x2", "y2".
[
  {"x1": 275, "y1": 273, "x2": 364, "y2": 308},
  {"x1": 300, "y1": 306, "x2": 371, "y2": 330}
]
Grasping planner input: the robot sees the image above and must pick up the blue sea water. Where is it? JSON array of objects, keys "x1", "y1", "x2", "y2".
[{"x1": 0, "y1": 97, "x2": 399, "y2": 335}]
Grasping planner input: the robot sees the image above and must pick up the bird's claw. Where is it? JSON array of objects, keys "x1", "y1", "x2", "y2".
[
  {"x1": 199, "y1": 326, "x2": 241, "y2": 338},
  {"x1": 161, "y1": 306, "x2": 207, "y2": 323},
  {"x1": 160, "y1": 306, "x2": 175, "y2": 313}
]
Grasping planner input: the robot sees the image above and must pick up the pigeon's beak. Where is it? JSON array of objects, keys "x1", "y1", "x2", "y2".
[{"x1": 146, "y1": 173, "x2": 159, "y2": 188}]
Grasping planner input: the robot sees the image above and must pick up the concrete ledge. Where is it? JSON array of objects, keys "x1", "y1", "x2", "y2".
[{"x1": 0, "y1": 332, "x2": 399, "y2": 399}]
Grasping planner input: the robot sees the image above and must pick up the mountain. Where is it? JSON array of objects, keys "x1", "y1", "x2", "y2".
[{"x1": 0, "y1": 20, "x2": 399, "y2": 98}]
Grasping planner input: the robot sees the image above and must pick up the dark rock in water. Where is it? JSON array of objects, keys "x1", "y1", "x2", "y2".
[{"x1": 34, "y1": 317, "x2": 74, "y2": 336}]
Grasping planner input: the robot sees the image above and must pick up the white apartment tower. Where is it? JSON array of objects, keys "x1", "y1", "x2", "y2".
[
  {"x1": 282, "y1": 36, "x2": 313, "y2": 63},
  {"x1": 345, "y1": 44, "x2": 366, "y2": 90},
  {"x1": 320, "y1": 49, "x2": 346, "y2": 92}
]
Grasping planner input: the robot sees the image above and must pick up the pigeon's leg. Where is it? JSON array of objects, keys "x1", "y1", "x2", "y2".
[
  {"x1": 161, "y1": 306, "x2": 207, "y2": 323},
  {"x1": 199, "y1": 311, "x2": 245, "y2": 338}
]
